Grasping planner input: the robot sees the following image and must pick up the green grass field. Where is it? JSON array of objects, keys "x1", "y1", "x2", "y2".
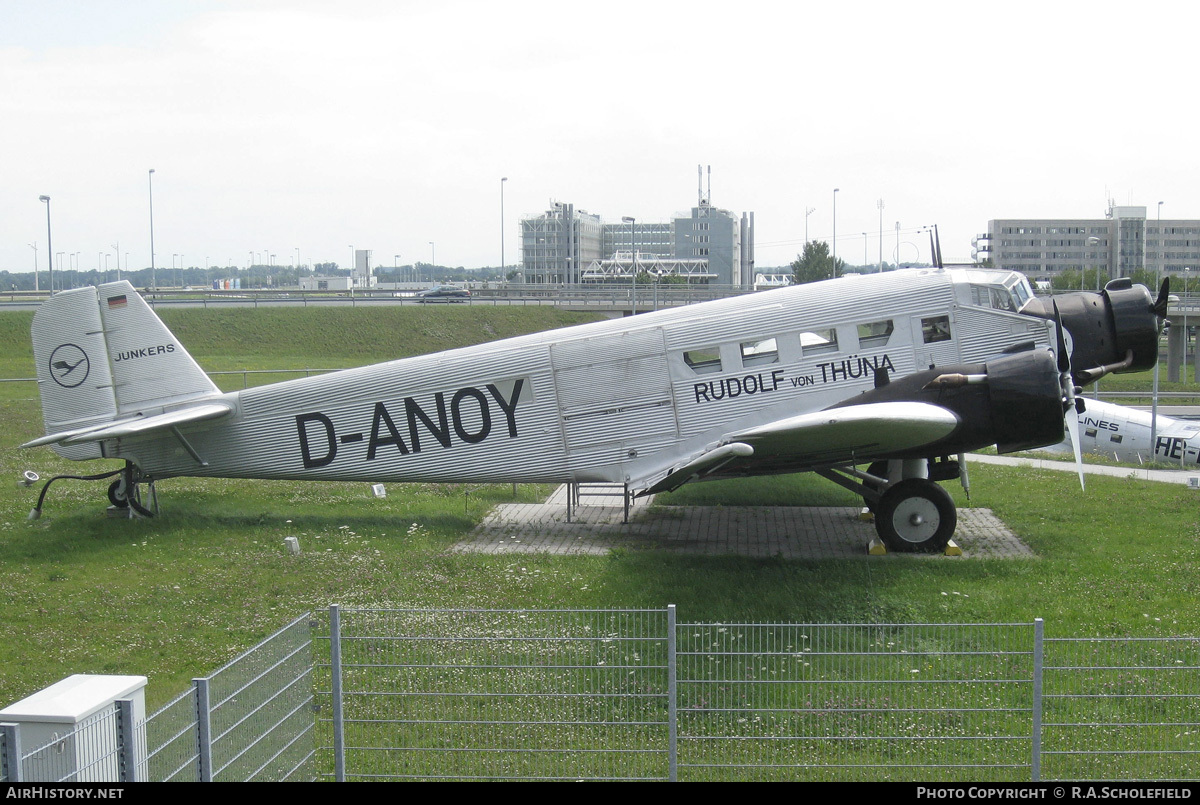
[{"x1": 1, "y1": 304, "x2": 1198, "y2": 712}]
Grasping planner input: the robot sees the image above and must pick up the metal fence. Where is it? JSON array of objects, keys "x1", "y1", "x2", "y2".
[
  {"x1": 5, "y1": 609, "x2": 1199, "y2": 782},
  {"x1": 307, "y1": 608, "x2": 1200, "y2": 782},
  {"x1": 1, "y1": 614, "x2": 315, "y2": 783}
]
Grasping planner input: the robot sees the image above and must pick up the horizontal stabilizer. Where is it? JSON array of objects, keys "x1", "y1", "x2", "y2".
[{"x1": 21, "y1": 403, "x2": 233, "y2": 449}]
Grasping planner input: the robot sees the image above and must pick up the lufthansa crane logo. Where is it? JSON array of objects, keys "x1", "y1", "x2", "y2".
[{"x1": 49, "y1": 343, "x2": 90, "y2": 388}]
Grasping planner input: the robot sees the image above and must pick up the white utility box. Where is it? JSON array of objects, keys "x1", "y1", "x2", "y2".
[{"x1": 0, "y1": 674, "x2": 147, "y2": 782}]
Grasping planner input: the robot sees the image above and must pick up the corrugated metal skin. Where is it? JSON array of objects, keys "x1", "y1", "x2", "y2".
[
  {"x1": 97, "y1": 281, "x2": 220, "y2": 415},
  {"x1": 101, "y1": 268, "x2": 1052, "y2": 486},
  {"x1": 32, "y1": 286, "x2": 117, "y2": 434},
  {"x1": 124, "y1": 341, "x2": 572, "y2": 483},
  {"x1": 551, "y1": 328, "x2": 679, "y2": 475},
  {"x1": 31, "y1": 287, "x2": 115, "y2": 460},
  {"x1": 957, "y1": 307, "x2": 1051, "y2": 364}
]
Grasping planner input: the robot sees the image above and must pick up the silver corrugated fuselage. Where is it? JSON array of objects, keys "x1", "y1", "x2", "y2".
[{"x1": 107, "y1": 268, "x2": 1051, "y2": 485}]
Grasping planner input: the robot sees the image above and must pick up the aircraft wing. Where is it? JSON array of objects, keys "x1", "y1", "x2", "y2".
[
  {"x1": 21, "y1": 403, "x2": 234, "y2": 449},
  {"x1": 637, "y1": 401, "x2": 960, "y2": 495}
]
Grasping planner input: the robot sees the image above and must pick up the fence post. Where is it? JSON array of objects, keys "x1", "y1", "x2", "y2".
[
  {"x1": 330, "y1": 604, "x2": 345, "y2": 782},
  {"x1": 667, "y1": 604, "x2": 678, "y2": 782},
  {"x1": 194, "y1": 677, "x2": 213, "y2": 782},
  {"x1": 1, "y1": 722, "x2": 22, "y2": 782},
  {"x1": 1032, "y1": 618, "x2": 1044, "y2": 782},
  {"x1": 116, "y1": 699, "x2": 138, "y2": 783}
]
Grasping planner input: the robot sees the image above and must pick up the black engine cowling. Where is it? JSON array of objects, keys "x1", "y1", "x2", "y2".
[
  {"x1": 827, "y1": 348, "x2": 1064, "y2": 456},
  {"x1": 1020, "y1": 279, "x2": 1160, "y2": 381}
]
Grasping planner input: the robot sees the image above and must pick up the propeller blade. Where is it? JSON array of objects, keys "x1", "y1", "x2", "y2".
[
  {"x1": 1153, "y1": 277, "x2": 1171, "y2": 318},
  {"x1": 1065, "y1": 407, "x2": 1086, "y2": 492},
  {"x1": 1052, "y1": 299, "x2": 1085, "y2": 489},
  {"x1": 1052, "y1": 299, "x2": 1071, "y2": 374}
]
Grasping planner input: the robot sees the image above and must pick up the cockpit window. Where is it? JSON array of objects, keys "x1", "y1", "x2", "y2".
[
  {"x1": 1010, "y1": 278, "x2": 1033, "y2": 309},
  {"x1": 970, "y1": 284, "x2": 1018, "y2": 312}
]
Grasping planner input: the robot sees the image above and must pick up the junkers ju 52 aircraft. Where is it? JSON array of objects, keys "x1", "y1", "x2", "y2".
[
  {"x1": 1044, "y1": 398, "x2": 1198, "y2": 467},
  {"x1": 22, "y1": 267, "x2": 1168, "y2": 552}
]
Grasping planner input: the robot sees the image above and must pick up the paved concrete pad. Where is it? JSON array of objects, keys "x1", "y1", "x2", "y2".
[{"x1": 455, "y1": 485, "x2": 1033, "y2": 559}]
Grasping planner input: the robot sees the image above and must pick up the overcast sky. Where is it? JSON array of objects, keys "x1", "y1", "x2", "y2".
[{"x1": 4, "y1": 0, "x2": 1199, "y2": 277}]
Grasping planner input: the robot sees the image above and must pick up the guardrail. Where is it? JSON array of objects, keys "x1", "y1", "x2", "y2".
[{"x1": 0, "y1": 283, "x2": 756, "y2": 310}]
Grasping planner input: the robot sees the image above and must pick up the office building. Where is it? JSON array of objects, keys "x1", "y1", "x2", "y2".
[
  {"x1": 519, "y1": 179, "x2": 754, "y2": 286},
  {"x1": 979, "y1": 205, "x2": 1200, "y2": 286}
]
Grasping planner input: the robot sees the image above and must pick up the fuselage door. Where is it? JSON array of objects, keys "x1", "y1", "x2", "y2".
[
  {"x1": 550, "y1": 327, "x2": 680, "y2": 471},
  {"x1": 911, "y1": 313, "x2": 960, "y2": 369}
]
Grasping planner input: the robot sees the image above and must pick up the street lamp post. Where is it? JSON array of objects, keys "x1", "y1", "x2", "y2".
[
  {"x1": 428, "y1": 242, "x2": 435, "y2": 283},
  {"x1": 1185, "y1": 267, "x2": 1191, "y2": 385},
  {"x1": 148, "y1": 169, "x2": 156, "y2": 291},
  {"x1": 1157, "y1": 201, "x2": 1164, "y2": 286},
  {"x1": 877, "y1": 199, "x2": 884, "y2": 273},
  {"x1": 39, "y1": 195, "x2": 53, "y2": 294},
  {"x1": 832, "y1": 188, "x2": 839, "y2": 274},
  {"x1": 1151, "y1": 201, "x2": 1164, "y2": 453},
  {"x1": 622, "y1": 216, "x2": 636, "y2": 312},
  {"x1": 28, "y1": 243, "x2": 38, "y2": 293},
  {"x1": 500, "y1": 177, "x2": 507, "y2": 277},
  {"x1": 1086, "y1": 236, "x2": 1100, "y2": 291},
  {"x1": 805, "y1": 207, "x2": 815, "y2": 246}
]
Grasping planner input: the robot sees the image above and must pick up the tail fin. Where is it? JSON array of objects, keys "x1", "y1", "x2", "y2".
[{"x1": 31, "y1": 282, "x2": 219, "y2": 457}]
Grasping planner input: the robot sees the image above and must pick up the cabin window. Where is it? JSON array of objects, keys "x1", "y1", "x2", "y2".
[
  {"x1": 740, "y1": 338, "x2": 779, "y2": 367},
  {"x1": 1110, "y1": 434, "x2": 1123, "y2": 444},
  {"x1": 922, "y1": 315, "x2": 951, "y2": 343},
  {"x1": 799, "y1": 327, "x2": 838, "y2": 355},
  {"x1": 683, "y1": 347, "x2": 723, "y2": 375},
  {"x1": 857, "y1": 319, "x2": 894, "y2": 348},
  {"x1": 1085, "y1": 428, "x2": 1098, "y2": 439}
]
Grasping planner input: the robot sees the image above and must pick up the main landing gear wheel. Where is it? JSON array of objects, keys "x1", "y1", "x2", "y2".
[
  {"x1": 875, "y1": 478, "x2": 956, "y2": 553},
  {"x1": 108, "y1": 478, "x2": 130, "y2": 509}
]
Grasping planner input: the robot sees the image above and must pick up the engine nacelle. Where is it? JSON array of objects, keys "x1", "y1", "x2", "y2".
[
  {"x1": 1021, "y1": 279, "x2": 1160, "y2": 380},
  {"x1": 827, "y1": 349, "x2": 1064, "y2": 456}
]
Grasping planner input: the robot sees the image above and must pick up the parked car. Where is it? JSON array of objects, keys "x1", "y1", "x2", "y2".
[{"x1": 417, "y1": 285, "x2": 471, "y2": 302}]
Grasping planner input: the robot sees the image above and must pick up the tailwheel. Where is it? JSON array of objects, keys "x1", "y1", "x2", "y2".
[
  {"x1": 874, "y1": 478, "x2": 956, "y2": 553},
  {"x1": 108, "y1": 463, "x2": 156, "y2": 518}
]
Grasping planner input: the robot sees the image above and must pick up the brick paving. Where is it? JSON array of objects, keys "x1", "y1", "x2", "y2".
[{"x1": 454, "y1": 485, "x2": 1034, "y2": 559}]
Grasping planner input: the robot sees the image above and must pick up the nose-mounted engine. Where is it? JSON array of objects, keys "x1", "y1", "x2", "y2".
[{"x1": 1020, "y1": 278, "x2": 1168, "y2": 384}]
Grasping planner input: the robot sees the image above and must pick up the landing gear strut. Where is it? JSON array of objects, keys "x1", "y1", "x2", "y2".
[{"x1": 819, "y1": 457, "x2": 961, "y2": 553}]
